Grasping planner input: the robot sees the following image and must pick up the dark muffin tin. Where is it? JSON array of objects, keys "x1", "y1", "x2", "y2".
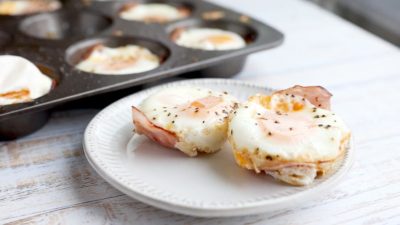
[{"x1": 0, "y1": 0, "x2": 283, "y2": 140}]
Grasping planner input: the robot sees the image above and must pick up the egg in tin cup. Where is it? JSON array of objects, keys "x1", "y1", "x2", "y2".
[
  {"x1": 171, "y1": 27, "x2": 246, "y2": 51},
  {"x1": 75, "y1": 44, "x2": 161, "y2": 75},
  {"x1": 119, "y1": 3, "x2": 190, "y2": 23},
  {"x1": 0, "y1": 0, "x2": 61, "y2": 16}
]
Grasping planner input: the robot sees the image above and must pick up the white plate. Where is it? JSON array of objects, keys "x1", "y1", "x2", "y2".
[{"x1": 83, "y1": 79, "x2": 354, "y2": 217}]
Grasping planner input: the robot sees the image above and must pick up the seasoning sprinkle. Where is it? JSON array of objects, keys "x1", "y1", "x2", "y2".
[
  {"x1": 266, "y1": 155, "x2": 273, "y2": 160},
  {"x1": 274, "y1": 120, "x2": 279, "y2": 124},
  {"x1": 318, "y1": 124, "x2": 323, "y2": 127},
  {"x1": 172, "y1": 120, "x2": 175, "y2": 124},
  {"x1": 268, "y1": 132, "x2": 272, "y2": 136},
  {"x1": 289, "y1": 127, "x2": 293, "y2": 131},
  {"x1": 321, "y1": 115, "x2": 326, "y2": 118},
  {"x1": 152, "y1": 117, "x2": 156, "y2": 120},
  {"x1": 314, "y1": 115, "x2": 320, "y2": 119},
  {"x1": 167, "y1": 113, "x2": 171, "y2": 116}
]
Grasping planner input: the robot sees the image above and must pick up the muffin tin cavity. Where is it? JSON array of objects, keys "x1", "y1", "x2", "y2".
[
  {"x1": 20, "y1": 11, "x2": 112, "y2": 40},
  {"x1": 169, "y1": 19, "x2": 258, "y2": 50},
  {"x1": 65, "y1": 36, "x2": 170, "y2": 75}
]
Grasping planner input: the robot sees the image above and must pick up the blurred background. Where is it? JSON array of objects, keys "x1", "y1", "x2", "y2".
[{"x1": 309, "y1": 0, "x2": 400, "y2": 46}]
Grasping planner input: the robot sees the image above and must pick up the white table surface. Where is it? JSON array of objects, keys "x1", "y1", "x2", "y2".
[{"x1": 1, "y1": 0, "x2": 400, "y2": 224}]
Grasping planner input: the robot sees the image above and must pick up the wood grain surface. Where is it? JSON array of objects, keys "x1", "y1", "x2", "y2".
[{"x1": 1, "y1": 0, "x2": 400, "y2": 224}]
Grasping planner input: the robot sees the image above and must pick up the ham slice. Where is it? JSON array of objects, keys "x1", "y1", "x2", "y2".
[
  {"x1": 275, "y1": 85, "x2": 332, "y2": 110},
  {"x1": 132, "y1": 106, "x2": 178, "y2": 148}
]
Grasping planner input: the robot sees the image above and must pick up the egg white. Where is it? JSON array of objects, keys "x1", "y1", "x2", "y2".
[
  {"x1": 174, "y1": 28, "x2": 246, "y2": 51},
  {"x1": 76, "y1": 45, "x2": 160, "y2": 75},
  {"x1": 0, "y1": 55, "x2": 53, "y2": 105},
  {"x1": 138, "y1": 86, "x2": 238, "y2": 156}
]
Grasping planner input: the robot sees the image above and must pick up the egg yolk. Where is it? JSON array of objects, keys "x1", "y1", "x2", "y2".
[
  {"x1": 292, "y1": 102, "x2": 304, "y2": 111},
  {"x1": 190, "y1": 96, "x2": 222, "y2": 109},
  {"x1": 206, "y1": 34, "x2": 234, "y2": 44},
  {"x1": 249, "y1": 95, "x2": 272, "y2": 109},
  {"x1": 104, "y1": 56, "x2": 138, "y2": 70},
  {"x1": 0, "y1": 2, "x2": 16, "y2": 14},
  {"x1": 234, "y1": 151, "x2": 252, "y2": 168}
]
